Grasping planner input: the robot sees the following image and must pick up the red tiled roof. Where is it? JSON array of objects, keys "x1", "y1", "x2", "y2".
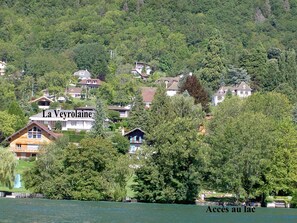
[{"x1": 141, "y1": 87, "x2": 157, "y2": 103}]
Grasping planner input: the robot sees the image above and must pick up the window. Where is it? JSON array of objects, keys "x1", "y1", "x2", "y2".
[
  {"x1": 27, "y1": 144, "x2": 39, "y2": 151},
  {"x1": 16, "y1": 144, "x2": 21, "y2": 149},
  {"x1": 71, "y1": 121, "x2": 76, "y2": 126},
  {"x1": 28, "y1": 127, "x2": 41, "y2": 139}
]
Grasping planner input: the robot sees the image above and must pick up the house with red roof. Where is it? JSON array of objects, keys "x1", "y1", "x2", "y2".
[
  {"x1": 141, "y1": 87, "x2": 157, "y2": 108},
  {"x1": 78, "y1": 79, "x2": 104, "y2": 89}
]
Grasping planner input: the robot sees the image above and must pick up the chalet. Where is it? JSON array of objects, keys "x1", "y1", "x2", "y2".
[
  {"x1": 66, "y1": 87, "x2": 82, "y2": 98},
  {"x1": 213, "y1": 81, "x2": 252, "y2": 106},
  {"x1": 29, "y1": 109, "x2": 95, "y2": 131},
  {"x1": 78, "y1": 79, "x2": 103, "y2": 89},
  {"x1": 73, "y1": 69, "x2": 91, "y2": 80},
  {"x1": 0, "y1": 61, "x2": 6, "y2": 76},
  {"x1": 5, "y1": 121, "x2": 61, "y2": 159},
  {"x1": 141, "y1": 87, "x2": 157, "y2": 108},
  {"x1": 30, "y1": 96, "x2": 54, "y2": 110},
  {"x1": 156, "y1": 76, "x2": 181, "y2": 96},
  {"x1": 124, "y1": 128, "x2": 145, "y2": 154},
  {"x1": 108, "y1": 105, "x2": 131, "y2": 118},
  {"x1": 131, "y1": 62, "x2": 152, "y2": 79}
]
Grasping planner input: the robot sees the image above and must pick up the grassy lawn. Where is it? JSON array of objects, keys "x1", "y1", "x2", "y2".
[
  {"x1": 0, "y1": 160, "x2": 35, "y2": 193},
  {"x1": 63, "y1": 130, "x2": 87, "y2": 143}
]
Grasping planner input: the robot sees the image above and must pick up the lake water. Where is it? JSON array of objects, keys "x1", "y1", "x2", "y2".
[{"x1": 0, "y1": 198, "x2": 296, "y2": 223}]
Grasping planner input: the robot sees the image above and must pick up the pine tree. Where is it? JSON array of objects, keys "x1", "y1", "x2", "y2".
[
  {"x1": 198, "y1": 30, "x2": 227, "y2": 91},
  {"x1": 239, "y1": 44, "x2": 268, "y2": 91},
  {"x1": 91, "y1": 98, "x2": 106, "y2": 138},
  {"x1": 180, "y1": 75, "x2": 209, "y2": 112},
  {"x1": 128, "y1": 90, "x2": 148, "y2": 130},
  {"x1": 8, "y1": 101, "x2": 27, "y2": 130}
]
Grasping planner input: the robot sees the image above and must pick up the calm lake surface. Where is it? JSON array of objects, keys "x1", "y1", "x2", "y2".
[{"x1": 0, "y1": 198, "x2": 296, "y2": 223}]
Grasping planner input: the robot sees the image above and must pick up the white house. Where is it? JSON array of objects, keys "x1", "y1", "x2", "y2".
[
  {"x1": 73, "y1": 70, "x2": 91, "y2": 80},
  {"x1": 0, "y1": 61, "x2": 6, "y2": 76},
  {"x1": 213, "y1": 81, "x2": 252, "y2": 106},
  {"x1": 29, "y1": 109, "x2": 95, "y2": 131},
  {"x1": 155, "y1": 76, "x2": 181, "y2": 96},
  {"x1": 131, "y1": 62, "x2": 152, "y2": 78}
]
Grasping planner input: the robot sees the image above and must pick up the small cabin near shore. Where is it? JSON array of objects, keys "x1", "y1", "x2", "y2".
[{"x1": 124, "y1": 128, "x2": 145, "y2": 154}]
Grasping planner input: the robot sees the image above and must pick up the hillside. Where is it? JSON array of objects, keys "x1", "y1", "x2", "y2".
[{"x1": 0, "y1": 0, "x2": 296, "y2": 80}]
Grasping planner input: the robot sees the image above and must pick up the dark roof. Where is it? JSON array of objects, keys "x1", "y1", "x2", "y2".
[
  {"x1": 5, "y1": 121, "x2": 61, "y2": 142},
  {"x1": 124, "y1": 128, "x2": 146, "y2": 136}
]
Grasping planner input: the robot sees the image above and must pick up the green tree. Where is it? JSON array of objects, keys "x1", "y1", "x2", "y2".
[
  {"x1": 180, "y1": 75, "x2": 209, "y2": 112},
  {"x1": 73, "y1": 43, "x2": 108, "y2": 79},
  {"x1": 0, "y1": 79, "x2": 16, "y2": 111},
  {"x1": 198, "y1": 30, "x2": 227, "y2": 91},
  {"x1": 134, "y1": 118, "x2": 208, "y2": 203},
  {"x1": 0, "y1": 111, "x2": 17, "y2": 142},
  {"x1": 225, "y1": 66, "x2": 250, "y2": 86},
  {"x1": 128, "y1": 90, "x2": 148, "y2": 130},
  {"x1": 7, "y1": 101, "x2": 27, "y2": 130},
  {"x1": 111, "y1": 133, "x2": 130, "y2": 154},
  {"x1": 239, "y1": 45, "x2": 268, "y2": 91},
  {"x1": 0, "y1": 147, "x2": 17, "y2": 188},
  {"x1": 90, "y1": 98, "x2": 106, "y2": 138}
]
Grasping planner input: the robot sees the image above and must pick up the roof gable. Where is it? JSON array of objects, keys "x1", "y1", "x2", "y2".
[
  {"x1": 124, "y1": 128, "x2": 145, "y2": 136},
  {"x1": 5, "y1": 121, "x2": 60, "y2": 142}
]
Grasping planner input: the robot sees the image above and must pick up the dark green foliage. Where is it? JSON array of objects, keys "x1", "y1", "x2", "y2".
[
  {"x1": 134, "y1": 89, "x2": 206, "y2": 203},
  {"x1": 198, "y1": 30, "x2": 227, "y2": 91},
  {"x1": 134, "y1": 118, "x2": 208, "y2": 203},
  {"x1": 128, "y1": 90, "x2": 148, "y2": 130},
  {"x1": 24, "y1": 137, "x2": 131, "y2": 201},
  {"x1": 91, "y1": 98, "x2": 106, "y2": 138},
  {"x1": 107, "y1": 110, "x2": 120, "y2": 122},
  {"x1": 7, "y1": 100, "x2": 27, "y2": 130},
  {"x1": 206, "y1": 93, "x2": 297, "y2": 200},
  {"x1": 111, "y1": 133, "x2": 130, "y2": 154},
  {"x1": 73, "y1": 43, "x2": 108, "y2": 79},
  {"x1": 239, "y1": 45, "x2": 268, "y2": 91},
  {"x1": 225, "y1": 66, "x2": 250, "y2": 86}
]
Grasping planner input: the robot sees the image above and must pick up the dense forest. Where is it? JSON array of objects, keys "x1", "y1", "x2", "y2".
[{"x1": 1, "y1": 0, "x2": 297, "y2": 88}]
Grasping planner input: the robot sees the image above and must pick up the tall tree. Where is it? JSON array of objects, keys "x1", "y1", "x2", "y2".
[
  {"x1": 8, "y1": 101, "x2": 27, "y2": 129},
  {"x1": 73, "y1": 43, "x2": 108, "y2": 80},
  {"x1": 180, "y1": 75, "x2": 209, "y2": 112},
  {"x1": 134, "y1": 118, "x2": 208, "y2": 203},
  {"x1": 0, "y1": 111, "x2": 17, "y2": 142},
  {"x1": 198, "y1": 30, "x2": 227, "y2": 91},
  {"x1": 239, "y1": 44, "x2": 268, "y2": 91},
  {"x1": 225, "y1": 66, "x2": 250, "y2": 86},
  {"x1": 91, "y1": 98, "x2": 106, "y2": 138},
  {"x1": 128, "y1": 90, "x2": 148, "y2": 130}
]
